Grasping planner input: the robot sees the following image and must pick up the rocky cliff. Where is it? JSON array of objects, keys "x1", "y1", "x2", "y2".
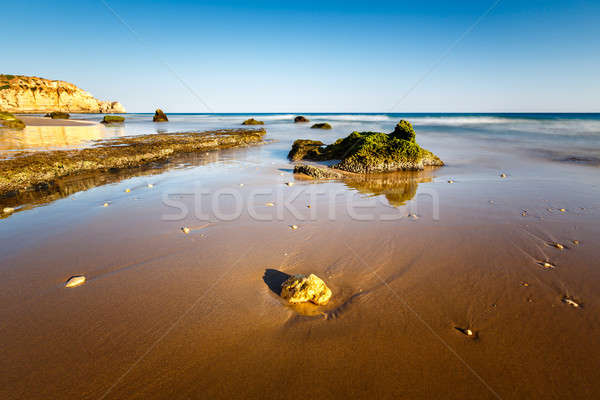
[{"x1": 0, "y1": 74, "x2": 125, "y2": 114}]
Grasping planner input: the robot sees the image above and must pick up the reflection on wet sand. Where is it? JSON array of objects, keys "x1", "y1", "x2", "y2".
[
  {"x1": 343, "y1": 169, "x2": 435, "y2": 207},
  {"x1": 0, "y1": 150, "x2": 224, "y2": 218},
  {"x1": 0, "y1": 125, "x2": 123, "y2": 155}
]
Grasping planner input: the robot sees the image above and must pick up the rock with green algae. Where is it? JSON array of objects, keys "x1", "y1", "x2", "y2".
[
  {"x1": 0, "y1": 111, "x2": 25, "y2": 129},
  {"x1": 287, "y1": 139, "x2": 324, "y2": 161},
  {"x1": 311, "y1": 122, "x2": 332, "y2": 129},
  {"x1": 242, "y1": 118, "x2": 264, "y2": 125},
  {"x1": 281, "y1": 273, "x2": 332, "y2": 305},
  {"x1": 153, "y1": 109, "x2": 168, "y2": 122},
  {"x1": 289, "y1": 120, "x2": 443, "y2": 173},
  {"x1": 45, "y1": 111, "x2": 70, "y2": 119},
  {"x1": 101, "y1": 115, "x2": 125, "y2": 124}
]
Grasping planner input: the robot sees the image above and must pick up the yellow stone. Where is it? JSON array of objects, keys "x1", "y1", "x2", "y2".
[{"x1": 281, "y1": 274, "x2": 332, "y2": 305}]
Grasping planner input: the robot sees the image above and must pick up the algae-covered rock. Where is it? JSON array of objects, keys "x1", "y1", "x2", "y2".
[
  {"x1": 293, "y1": 164, "x2": 346, "y2": 179},
  {"x1": 289, "y1": 120, "x2": 443, "y2": 173},
  {"x1": 0, "y1": 111, "x2": 25, "y2": 129},
  {"x1": 242, "y1": 118, "x2": 264, "y2": 125},
  {"x1": 153, "y1": 109, "x2": 168, "y2": 122},
  {"x1": 101, "y1": 115, "x2": 125, "y2": 124},
  {"x1": 294, "y1": 115, "x2": 310, "y2": 123},
  {"x1": 311, "y1": 122, "x2": 332, "y2": 130},
  {"x1": 281, "y1": 273, "x2": 332, "y2": 305},
  {"x1": 45, "y1": 111, "x2": 70, "y2": 119},
  {"x1": 287, "y1": 139, "x2": 324, "y2": 161}
]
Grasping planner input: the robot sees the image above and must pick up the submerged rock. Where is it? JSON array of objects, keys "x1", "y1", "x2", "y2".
[
  {"x1": 0, "y1": 111, "x2": 25, "y2": 129},
  {"x1": 289, "y1": 120, "x2": 443, "y2": 173},
  {"x1": 311, "y1": 122, "x2": 332, "y2": 130},
  {"x1": 101, "y1": 115, "x2": 125, "y2": 124},
  {"x1": 242, "y1": 118, "x2": 264, "y2": 125},
  {"x1": 45, "y1": 111, "x2": 70, "y2": 119},
  {"x1": 294, "y1": 115, "x2": 310, "y2": 123},
  {"x1": 280, "y1": 273, "x2": 332, "y2": 305},
  {"x1": 293, "y1": 163, "x2": 345, "y2": 179},
  {"x1": 153, "y1": 109, "x2": 168, "y2": 122}
]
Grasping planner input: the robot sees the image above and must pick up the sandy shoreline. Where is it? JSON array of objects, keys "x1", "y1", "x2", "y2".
[
  {"x1": 16, "y1": 115, "x2": 99, "y2": 127},
  {"x1": 1, "y1": 118, "x2": 599, "y2": 399}
]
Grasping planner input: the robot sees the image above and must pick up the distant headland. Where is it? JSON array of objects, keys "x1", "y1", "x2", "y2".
[{"x1": 0, "y1": 74, "x2": 125, "y2": 114}]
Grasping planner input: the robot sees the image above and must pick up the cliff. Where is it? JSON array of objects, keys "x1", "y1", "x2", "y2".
[{"x1": 0, "y1": 74, "x2": 125, "y2": 114}]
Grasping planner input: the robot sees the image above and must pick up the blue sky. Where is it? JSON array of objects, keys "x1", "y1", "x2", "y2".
[{"x1": 3, "y1": 0, "x2": 599, "y2": 112}]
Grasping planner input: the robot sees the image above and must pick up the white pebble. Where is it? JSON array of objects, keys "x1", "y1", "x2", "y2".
[{"x1": 65, "y1": 276, "x2": 86, "y2": 288}]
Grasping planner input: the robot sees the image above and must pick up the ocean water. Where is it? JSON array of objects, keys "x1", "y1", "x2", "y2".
[{"x1": 4, "y1": 113, "x2": 600, "y2": 165}]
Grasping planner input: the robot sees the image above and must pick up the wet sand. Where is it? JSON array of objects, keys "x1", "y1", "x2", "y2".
[
  {"x1": 17, "y1": 116, "x2": 99, "y2": 127},
  {"x1": 1, "y1": 122, "x2": 600, "y2": 399}
]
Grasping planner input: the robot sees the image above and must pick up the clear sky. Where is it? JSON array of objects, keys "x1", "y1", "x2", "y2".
[{"x1": 3, "y1": 0, "x2": 599, "y2": 112}]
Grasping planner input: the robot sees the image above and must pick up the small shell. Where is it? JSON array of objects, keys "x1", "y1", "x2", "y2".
[
  {"x1": 500, "y1": 173, "x2": 507, "y2": 178},
  {"x1": 553, "y1": 243, "x2": 564, "y2": 250},
  {"x1": 181, "y1": 227, "x2": 191, "y2": 234},
  {"x1": 521, "y1": 282, "x2": 529, "y2": 287},
  {"x1": 2, "y1": 207, "x2": 15, "y2": 214},
  {"x1": 289, "y1": 225, "x2": 298, "y2": 230},
  {"x1": 65, "y1": 276, "x2": 86, "y2": 288},
  {"x1": 562, "y1": 297, "x2": 581, "y2": 308},
  {"x1": 285, "y1": 182, "x2": 294, "y2": 186},
  {"x1": 265, "y1": 202, "x2": 275, "y2": 207},
  {"x1": 539, "y1": 261, "x2": 556, "y2": 269}
]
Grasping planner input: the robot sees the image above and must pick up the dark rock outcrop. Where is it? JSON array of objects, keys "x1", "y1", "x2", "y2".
[
  {"x1": 294, "y1": 115, "x2": 310, "y2": 123},
  {"x1": 45, "y1": 111, "x2": 70, "y2": 119},
  {"x1": 153, "y1": 109, "x2": 168, "y2": 122},
  {"x1": 311, "y1": 122, "x2": 332, "y2": 130},
  {"x1": 242, "y1": 118, "x2": 264, "y2": 125},
  {"x1": 289, "y1": 120, "x2": 443, "y2": 173}
]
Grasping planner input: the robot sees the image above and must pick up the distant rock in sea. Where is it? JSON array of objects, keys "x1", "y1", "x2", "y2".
[
  {"x1": 153, "y1": 109, "x2": 168, "y2": 122},
  {"x1": 0, "y1": 74, "x2": 125, "y2": 114},
  {"x1": 294, "y1": 115, "x2": 310, "y2": 123},
  {"x1": 101, "y1": 115, "x2": 125, "y2": 124},
  {"x1": 45, "y1": 111, "x2": 70, "y2": 119},
  {"x1": 242, "y1": 118, "x2": 264, "y2": 125},
  {"x1": 311, "y1": 122, "x2": 332, "y2": 129}
]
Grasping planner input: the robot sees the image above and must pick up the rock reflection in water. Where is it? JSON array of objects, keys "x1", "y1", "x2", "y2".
[{"x1": 343, "y1": 169, "x2": 434, "y2": 207}]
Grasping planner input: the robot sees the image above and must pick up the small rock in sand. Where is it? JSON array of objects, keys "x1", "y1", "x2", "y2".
[
  {"x1": 559, "y1": 208, "x2": 566, "y2": 212},
  {"x1": 572, "y1": 240, "x2": 580, "y2": 245},
  {"x1": 539, "y1": 261, "x2": 556, "y2": 270},
  {"x1": 265, "y1": 202, "x2": 275, "y2": 207},
  {"x1": 562, "y1": 297, "x2": 581, "y2": 308},
  {"x1": 454, "y1": 327, "x2": 476, "y2": 338},
  {"x1": 239, "y1": 183, "x2": 244, "y2": 187},
  {"x1": 289, "y1": 225, "x2": 298, "y2": 230},
  {"x1": 147, "y1": 183, "x2": 154, "y2": 188},
  {"x1": 407, "y1": 213, "x2": 419, "y2": 220},
  {"x1": 65, "y1": 276, "x2": 86, "y2": 288},
  {"x1": 552, "y1": 242, "x2": 564, "y2": 250},
  {"x1": 447, "y1": 179, "x2": 455, "y2": 184},
  {"x1": 103, "y1": 202, "x2": 109, "y2": 207},
  {"x1": 181, "y1": 227, "x2": 191, "y2": 234},
  {"x1": 500, "y1": 173, "x2": 507, "y2": 178},
  {"x1": 521, "y1": 282, "x2": 529, "y2": 287},
  {"x1": 125, "y1": 188, "x2": 131, "y2": 193},
  {"x1": 281, "y1": 273, "x2": 332, "y2": 305},
  {"x1": 285, "y1": 182, "x2": 294, "y2": 186}
]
